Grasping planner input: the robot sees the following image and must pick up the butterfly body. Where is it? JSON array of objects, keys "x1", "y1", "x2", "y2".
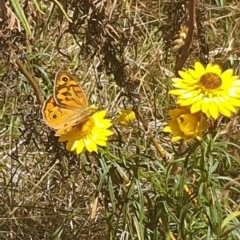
[{"x1": 42, "y1": 71, "x2": 97, "y2": 136}]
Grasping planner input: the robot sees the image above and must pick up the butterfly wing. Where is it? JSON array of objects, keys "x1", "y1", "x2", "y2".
[
  {"x1": 53, "y1": 71, "x2": 89, "y2": 108},
  {"x1": 42, "y1": 96, "x2": 97, "y2": 136}
]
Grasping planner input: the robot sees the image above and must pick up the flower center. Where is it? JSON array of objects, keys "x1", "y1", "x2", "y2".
[
  {"x1": 199, "y1": 73, "x2": 222, "y2": 91},
  {"x1": 76, "y1": 118, "x2": 94, "y2": 137},
  {"x1": 177, "y1": 113, "x2": 197, "y2": 135}
]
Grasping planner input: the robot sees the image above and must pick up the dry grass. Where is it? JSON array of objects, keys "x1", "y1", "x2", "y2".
[{"x1": 1, "y1": 0, "x2": 240, "y2": 239}]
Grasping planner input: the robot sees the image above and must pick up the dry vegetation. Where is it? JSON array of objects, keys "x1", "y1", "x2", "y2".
[{"x1": 1, "y1": 0, "x2": 240, "y2": 239}]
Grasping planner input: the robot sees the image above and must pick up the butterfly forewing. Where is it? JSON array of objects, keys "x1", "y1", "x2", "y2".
[
  {"x1": 42, "y1": 71, "x2": 98, "y2": 136},
  {"x1": 54, "y1": 71, "x2": 89, "y2": 108}
]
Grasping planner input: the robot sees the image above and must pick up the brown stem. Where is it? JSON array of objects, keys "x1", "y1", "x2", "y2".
[
  {"x1": 12, "y1": 51, "x2": 44, "y2": 106},
  {"x1": 175, "y1": 0, "x2": 197, "y2": 76}
]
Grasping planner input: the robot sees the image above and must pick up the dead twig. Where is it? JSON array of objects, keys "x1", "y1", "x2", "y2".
[
  {"x1": 11, "y1": 50, "x2": 44, "y2": 106},
  {"x1": 175, "y1": 0, "x2": 197, "y2": 76}
]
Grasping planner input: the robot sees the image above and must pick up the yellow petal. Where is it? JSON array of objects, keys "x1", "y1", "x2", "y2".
[
  {"x1": 229, "y1": 87, "x2": 240, "y2": 98},
  {"x1": 172, "y1": 135, "x2": 183, "y2": 142},
  {"x1": 194, "y1": 62, "x2": 205, "y2": 74},
  {"x1": 232, "y1": 79, "x2": 240, "y2": 87},
  {"x1": 171, "y1": 78, "x2": 183, "y2": 85},
  {"x1": 191, "y1": 100, "x2": 202, "y2": 113},
  {"x1": 230, "y1": 97, "x2": 240, "y2": 107},
  {"x1": 76, "y1": 140, "x2": 84, "y2": 154},
  {"x1": 177, "y1": 96, "x2": 195, "y2": 105},
  {"x1": 188, "y1": 68, "x2": 202, "y2": 81},
  {"x1": 93, "y1": 110, "x2": 107, "y2": 119},
  {"x1": 206, "y1": 63, "x2": 222, "y2": 75},
  {"x1": 169, "y1": 89, "x2": 188, "y2": 95},
  {"x1": 220, "y1": 69, "x2": 234, "y2": 81},
  {"x1": 201, "y1": 97, "x2": 210, "y2": 113},
  {"x1": 208, "y1": 102, "x2": 219, "y2": 119},
  {"x1": 216, "y1": 102, "x2": 231, "y2": 117},
  {"x1": 70, "y1": 139, "x2": 79, "y2": 151},
  {"x1": 95, "y1": 139, "x2": 107, "y2": 146},
  {"x1": 84, "y1": 137, "x2": 97, "y2": 152},
  {"x1": 179, "y1": 91, "x2": 196, "y2": 99},
  {"x1": 163, "y1": 126, "x2": 172, "y2": 132}
]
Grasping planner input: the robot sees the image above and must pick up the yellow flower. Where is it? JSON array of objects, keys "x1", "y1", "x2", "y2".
[
  {"x1": 163, "y1": 107, "x2": 210, "y2": 142},
  {"x1": 169, "y1": 62, "x2": 240, "y2": 119},
  {"x1": 59, "y1": 110, "x2": 113, "y2": 154},
  {"x1": 116, "y1": 109, "x2": 136, "y2": 126}
]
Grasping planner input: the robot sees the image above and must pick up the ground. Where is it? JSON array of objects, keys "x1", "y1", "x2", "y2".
[{"x1": 1, "y1": 0, "x2": 240, "y2": 239}]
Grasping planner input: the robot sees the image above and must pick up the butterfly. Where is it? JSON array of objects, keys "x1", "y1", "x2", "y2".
[{"x1": 42, "y1": 71, "x2": 97, "y2": 136}]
